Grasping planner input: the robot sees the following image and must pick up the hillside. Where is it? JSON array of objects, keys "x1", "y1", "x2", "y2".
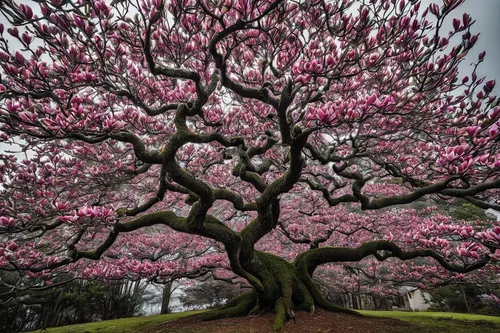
[{"x1": 26, "y1": 310, "x2": 500, "y2": 333}]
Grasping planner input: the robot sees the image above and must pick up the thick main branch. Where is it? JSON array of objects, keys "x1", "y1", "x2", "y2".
[{"x1": 294, "y1": 240, "x2": 491, "y2": 278}]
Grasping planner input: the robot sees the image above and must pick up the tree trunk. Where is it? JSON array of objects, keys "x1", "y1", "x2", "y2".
[
  {"x1": 197, "y1": 251, "x2": 358, "y2": 332},
  {"x1": 460, "y1": 285, "x2": 470, "y2": 313},
  {"x1": 160, "y1": 281, "x2": 173, "y2": 314}
]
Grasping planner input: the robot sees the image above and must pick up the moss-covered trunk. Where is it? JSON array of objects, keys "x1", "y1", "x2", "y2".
[
  {"x1": 198, "y1": 251, "x2": 356, "y2": 332},
  {"x1": 196, "y1": 239, "x2": 471, "y2": 331}
]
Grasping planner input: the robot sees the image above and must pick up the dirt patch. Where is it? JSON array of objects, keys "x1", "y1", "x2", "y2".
[{"x1": 149, "y1": 309, "x2": 421, "y2": 333}]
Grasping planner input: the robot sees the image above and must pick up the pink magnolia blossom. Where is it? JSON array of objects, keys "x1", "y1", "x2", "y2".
[{"x1": 0, "y1": 1, "x2": 498, "y2": 327}]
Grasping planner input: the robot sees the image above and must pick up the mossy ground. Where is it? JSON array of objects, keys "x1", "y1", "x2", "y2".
[
  {"x1": 24, "y1": 310, "x2": 204, "y2": 333},
  {"x1": 25, "y1": 309, "x2": 500, "y2": 333},
  {"x1": 359, "y1": 310, "x2": 500, "y2": 333},
  {"x1": 359, "y1": 310, "x2": 500, "y2": 322}
]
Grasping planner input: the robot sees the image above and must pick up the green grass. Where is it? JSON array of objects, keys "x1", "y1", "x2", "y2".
[
  {"x1": 360, "y1": 310, "x2": 500, "y2": 333},
  {"x1": 25, "y1": 310, "x2": 500, "y2": 333},
  {"x1": 25, "y1": 310, "x2": 204, "y2": 333},
  {"x1": 360, "y1": 310, "x2": 500, "y2": 322}
]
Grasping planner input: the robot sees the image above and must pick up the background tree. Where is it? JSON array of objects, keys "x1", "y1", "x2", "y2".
[
  {"x1": 179, "y1": 276, "x2": 243, "y2": 310},
  {"x1": 427, "y1": 283, "x2": 500, "y2": 315},
  {"x1": 0, "y1": 0, "x2": 499, "y2": 331},
  {"x1": 0, "y1": 272, "x2": 148, "y2": 333}
]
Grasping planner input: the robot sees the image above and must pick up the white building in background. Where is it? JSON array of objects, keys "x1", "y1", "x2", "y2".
[
  {"x1": 397, "y1": 286, "x2": 431, "y2": 312},
  {"x1": 486, "y1": 209, "x2": 500, "y2": 222}
]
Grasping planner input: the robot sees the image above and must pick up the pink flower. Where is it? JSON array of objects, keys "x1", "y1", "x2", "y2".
[
  {"x1": 0, "y1": 217, "x2": 15, "y2": 228},
  {"x1": 366, "y1": 93, "x2": 377, "y2": 106},
  {"x1": 465, "y1": 126, "x2": 480, "y2": 137},
  {"x1": 15, "y1": 51, "x2": 25, "y2": 64},
  {"x1": 7, "y1": 27, "x2": 19, "y2": 38},
  {"x1": 20, "y1": 4, "x2": 33, "y2": 20},
  {"x1": 59, "y1": 214, "x2": 79, "y2": 223},
  {"x1": 429, "y1": 3, "x2": 440, "y2": 16},
  {"x1": 6, "y1": 241, "x2": 18, "y2": 251}
]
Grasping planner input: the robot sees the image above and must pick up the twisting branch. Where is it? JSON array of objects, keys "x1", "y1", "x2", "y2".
[
  {"x1": 117, "y1": 165, "x2": 169, "y2": 217},
  {"x1": 295, "y1": 240, "x2": 492, "y2": 278}
]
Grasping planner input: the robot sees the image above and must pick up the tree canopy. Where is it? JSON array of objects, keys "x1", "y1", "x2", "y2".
[{"x1": 0, "y1": 0, "x2": 499, "y2": 331}]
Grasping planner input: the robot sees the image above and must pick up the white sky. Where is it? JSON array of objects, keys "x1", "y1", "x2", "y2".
[
  {"x1": 420, "y1": 0, "x2": 500, "y2": 82},
  {"x1": 0, "y1": 0, "x2": 499, "y2": 158}
]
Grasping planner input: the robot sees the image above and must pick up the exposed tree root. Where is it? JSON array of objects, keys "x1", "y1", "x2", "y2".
[
  {"x1": 273, "y1": 297, "x2": 287, "y2": 332},
  {"x1": 292, "y1": 277, "x2": 315, "y2": 315},
  {"x1": 195, "y1": 251, "x2": 359, "y2": 331},
  {"x1": 295, "y1": 251, "x2": 360, "y2": 317},
  {"x1": 311, "y1": 289, "x2": 360, "y2": 316},
  {"x1": 196, "y1": 287, "x2": 357, "y2": 332},
  {"x1": 196, "y1": 280, "x2": 356, "y2": 331},
  {"x1": 197, "y1": 291, "x2": 257, "y2": 321},
  {"x1": 248, "y1": 297, "x2": 262, "y2": 316}
]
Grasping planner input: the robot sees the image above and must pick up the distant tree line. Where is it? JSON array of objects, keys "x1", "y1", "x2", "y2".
[
  {"x1": 0, "y1": 271, "x2": 146, "y2": 333},
  {"x1": 178, "y1": 278, "x2": 242, "y2": 310},
  {"x1": 427, "y1": 284, "x2": 500, "y2": 315}
]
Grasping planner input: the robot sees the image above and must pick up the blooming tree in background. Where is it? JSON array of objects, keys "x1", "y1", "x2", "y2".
[{"x1": 0, "y1": 0, "x2": 499, "y2": 331}]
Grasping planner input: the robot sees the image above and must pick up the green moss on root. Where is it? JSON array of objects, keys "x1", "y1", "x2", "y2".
[{"x1": 198, "y1": 291, "x2": 257, "y2": 321}]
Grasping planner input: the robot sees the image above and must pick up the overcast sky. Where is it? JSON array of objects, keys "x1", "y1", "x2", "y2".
[
  {"x1": 0, "y1": 0, "x2": 496, "y2": 90},
  {"x1": 0, "y1": 0, "x2": 499, "y2": 156},
  {"x1": 0, "y1": 0, "x2": 497, "y2": 92},
  {"x1": 422, "y1": 0, "x2": 500, "y2": 83}
]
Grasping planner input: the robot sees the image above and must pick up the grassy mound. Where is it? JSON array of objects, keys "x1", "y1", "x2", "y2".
[
  {"x1": 25, "y1": 310, "x2": 204, "y2": 333},
  {"x1": 26, "y1": 309, "x2": 500, "y2": 333}
]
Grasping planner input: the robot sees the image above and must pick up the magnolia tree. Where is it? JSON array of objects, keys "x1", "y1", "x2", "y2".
[{"x1": 0, "y1": 0, "x2": 500, "y2": 331}]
